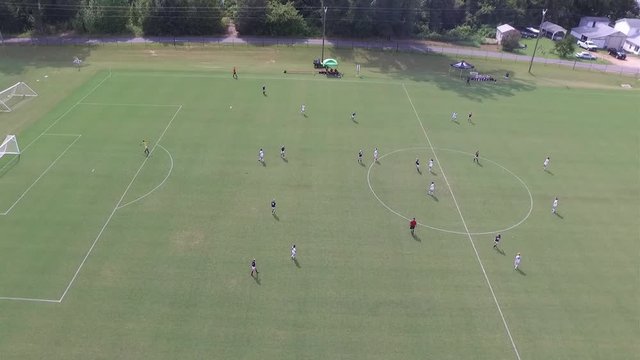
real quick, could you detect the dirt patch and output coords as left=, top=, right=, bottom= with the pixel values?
left=173, top=229, right=205, bottom=252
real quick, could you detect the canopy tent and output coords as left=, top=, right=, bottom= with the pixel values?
left=322, top=58, right=339, bottom=68
left=449, top=60, right=475, bottom=78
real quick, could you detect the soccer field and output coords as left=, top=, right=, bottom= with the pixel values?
left=0, top=46, right=638, bottom=359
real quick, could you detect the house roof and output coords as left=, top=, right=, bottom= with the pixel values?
left=626, top=34, right=640, bottom=46
left=541, top=21, right=567, bottom=34
left=496, top=24, right=516, bottom=33
left=615, top=18, right=640, bottom=28
left=580, top=16, right=610, bottom=23
left=571, top=24, right=625, bottom=39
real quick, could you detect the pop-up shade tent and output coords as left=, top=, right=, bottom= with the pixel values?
left=322, top=58, right=339, bottom=68
left=449, top=60, right=475, bottom=78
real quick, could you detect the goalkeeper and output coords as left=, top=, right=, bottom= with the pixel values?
left=142, top=140, right=150, bottom=157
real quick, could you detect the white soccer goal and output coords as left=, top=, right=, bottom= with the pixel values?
left=0, top=82, right=38, bottom=112
left=0, top=135, right=20, bottom=159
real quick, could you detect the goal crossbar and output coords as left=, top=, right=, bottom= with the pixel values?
left=0, top=82, right=38, bottom=112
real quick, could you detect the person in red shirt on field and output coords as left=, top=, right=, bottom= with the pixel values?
left=409, top=217, right=417, bottom=236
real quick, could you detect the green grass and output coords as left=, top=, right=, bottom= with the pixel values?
left=0, top=45, right=638, bottom=360
left=510, top=38, right=611, bottom=64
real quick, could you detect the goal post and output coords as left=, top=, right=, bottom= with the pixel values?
left=0, top=82, right=38, bottom=112
left=0, top=135, right=20, bottom=159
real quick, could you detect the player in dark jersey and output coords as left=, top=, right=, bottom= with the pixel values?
left=468, top=112, right=473, bottom=124
left=271, top=199, right=276, bottom=214
left=262, top=85, right=266, bottom=96
left=415, top=158, right=420, bottom=173
left=358, top=149, right=363, bottom=164
left=493, top=234, right=501, bottom=249
left=351, top=112, right=357, bottom=122
left=250, top=259, right=258, bottom=277
left=233, top=66, right=238, bottom=79
left=409, top=217, right=417, bottom=236
left=280, top=145, right=286, bottom=159
left=473, top=150, right=479, bottom=164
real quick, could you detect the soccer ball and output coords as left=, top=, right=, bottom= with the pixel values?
left=229, top=106, right=233, bottom=109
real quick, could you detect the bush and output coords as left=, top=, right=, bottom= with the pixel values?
left=501, top=31, right=521, bottom=51
left=265, top=1, right=307, bottom=36
left=554, top=35, right=577, bottom=58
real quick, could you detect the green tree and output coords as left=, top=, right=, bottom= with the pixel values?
left=554, top=35, right=576, bottom=58
left=265, top=1, right=308, bottom=36
left=235, top=0, right=267, bottom=35
left=500, top=30, right=520, bottom=51
left=75, top=0, right=129, bottom=34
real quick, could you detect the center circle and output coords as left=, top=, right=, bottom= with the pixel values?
left=367, top=147, right=533, bottom=235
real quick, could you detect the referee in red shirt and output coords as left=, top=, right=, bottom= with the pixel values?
left=409, top=217, right=417, bottom=236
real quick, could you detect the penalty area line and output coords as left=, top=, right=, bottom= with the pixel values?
left=0, top=296, right=60, bottom=303
left=57, top=105, right=182, bottom=302
left=0, top=135, right=82, bottom=216
left=402, top=84, right=522, bottom=360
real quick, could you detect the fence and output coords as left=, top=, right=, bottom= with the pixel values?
left=2, top=35, right=639, bottom=78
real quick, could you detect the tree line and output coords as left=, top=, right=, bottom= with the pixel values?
left=0, top=0, right=638, bottom=39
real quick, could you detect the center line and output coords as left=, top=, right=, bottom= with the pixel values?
left=402, top=84, right=522, bottom=360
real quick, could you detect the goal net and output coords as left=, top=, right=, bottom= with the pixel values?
left=0, top=82, right=38, bottom=112
left=0, top=135, right=20, bottom=159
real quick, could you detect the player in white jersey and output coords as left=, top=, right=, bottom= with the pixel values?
left=373, top=147, right=379, bottom=162
left=552, top=197, right=558, bottom=214
left=258, top=148, right=265, bottom=164
left=428, top=181, right=435, bottom=196
left=451, top=112, right=457, bottom=122
left=301, top=104, right=306, bottom=115
left=543, top=157, right=550, bottom=170
left=291, top=245, right=297, bottom=260
left=428, top=159, right=434, bottom=173
left=514, top=253, right=521, bottom=270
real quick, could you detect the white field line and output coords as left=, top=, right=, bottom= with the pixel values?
left=0, top=73, right=110, bottom=176
left=58, top=105, right=182, bottom=302
left=402, top=84, right=522, bottom=360
left=79, top=102, right=181, bottom=108
left=110, top=70, right=395, bottom=86
left=0, top=135, right=81, bottom=216
left=43, top=133, right=83, bottom=137
left=0, top=296, right=60, bottom=303
left=116, top=144, right=174, bottom=210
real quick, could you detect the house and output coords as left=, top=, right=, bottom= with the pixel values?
left=540, top=21, right=567, bottom=40
left=614, top=18, right=640, bottom=54
left=496, top=24, right=518, bottom=44
left=571, top=16, right=626, bottom=49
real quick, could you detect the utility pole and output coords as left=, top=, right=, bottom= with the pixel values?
left=528, top=8, right=548, bottom=73
left=321, top=1, right=328, bottom=62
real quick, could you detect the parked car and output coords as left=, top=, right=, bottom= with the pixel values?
left=575, top=51, right=597, bottom=60
left=607, top=48, right=627, bottom=60
left=518, top=28, right=537, bottom=38
left=577, top=40, right=598, bottom=51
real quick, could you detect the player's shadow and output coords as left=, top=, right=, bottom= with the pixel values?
left=475, top=161, right=483, bottom=167
left=544, top=169, right=554, bottom=175
left=302, top=113, right=308, bottom=118
left=253, top=275, right=261, bottom=285
left=352, top=119, right=359, bottom=124
left=453, top=120, right=460, bottom=125
left=554, top=212, right=564, bottom=219
left=494, top=247, right=505, bottom=255
left=293, top=259, right=301, bottom=268
left=375, top=160, right=380, bottom=165
left=281, top=157, right=288, bottom=163
left=430, top=194, right=439, bottom=202
left=272, top=213, right=280, bottom=221
left=261, top=161, right=267, bottom=167
left=516, top=268, right=527, bottom=276
left=468, top=120, right=475, bottom=126
left=429, top=171, right=438, bottom=176
left=359, top=162, right=366, bottom=167
left=411, top=233, right=421, bottom=242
